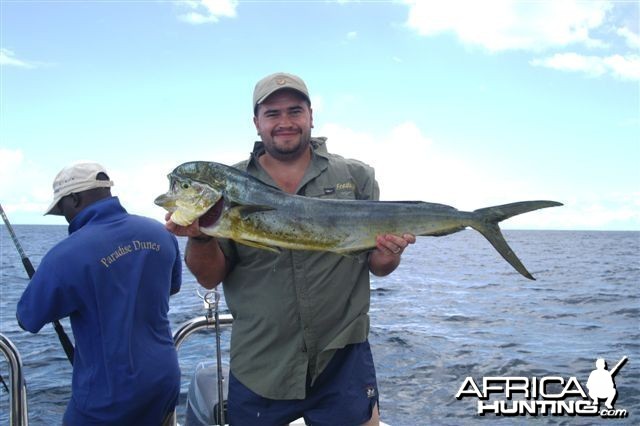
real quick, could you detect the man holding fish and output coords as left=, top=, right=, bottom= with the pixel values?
left=165, top=72, right=415, bottom=425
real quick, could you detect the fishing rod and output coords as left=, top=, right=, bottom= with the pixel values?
left=0, top=373, right=8, bottom=394
left=0, top=203, right=75, bottom=365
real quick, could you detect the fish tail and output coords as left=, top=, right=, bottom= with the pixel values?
left=470, top=201, right=563, bottom=280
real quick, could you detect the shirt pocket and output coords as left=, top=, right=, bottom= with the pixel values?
left=304, top=180, right=358, bottom=200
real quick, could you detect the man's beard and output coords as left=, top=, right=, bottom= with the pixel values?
left=265, top=130, right=311, bottom=161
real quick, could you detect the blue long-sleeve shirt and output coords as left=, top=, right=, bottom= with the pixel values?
left=17, top=196, right=182, bottom=425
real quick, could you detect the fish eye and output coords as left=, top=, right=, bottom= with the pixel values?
left=181, top=182, right=190, bottom=189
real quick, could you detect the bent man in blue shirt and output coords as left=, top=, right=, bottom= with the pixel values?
left=17, top=162, right=182, bottom=425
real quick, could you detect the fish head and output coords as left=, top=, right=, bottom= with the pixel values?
left=154, top=162, right=227, bottom=227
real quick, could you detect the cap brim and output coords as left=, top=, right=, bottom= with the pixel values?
left=44, top=196, right=64, bottom=216
left=255, top=88, right=310, bottom=109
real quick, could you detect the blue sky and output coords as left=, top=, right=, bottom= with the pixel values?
left=1, top=0, right=638, bottom=230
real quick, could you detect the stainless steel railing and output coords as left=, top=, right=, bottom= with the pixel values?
left=171, top=290, right=233, bottom=426
left=173, top=313, right=233, bottom=350
left=0, top=333, right=29, bottom=426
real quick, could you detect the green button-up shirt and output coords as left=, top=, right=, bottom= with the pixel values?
left=218, top=137, right=379, bottom=400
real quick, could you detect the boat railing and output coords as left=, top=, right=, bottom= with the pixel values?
left=0, top=333, right=29, bottom=426
left=172, top=290, right=233, bottom=426
left=173, top=313, right=234, bottom=350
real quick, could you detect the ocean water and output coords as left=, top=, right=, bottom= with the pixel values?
left=1, top=225, right=639, bottom=425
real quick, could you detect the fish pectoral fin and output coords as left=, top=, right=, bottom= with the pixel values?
left=236, top=204, right=276, bottom=219
left=235, top=238, right=281, bottom=253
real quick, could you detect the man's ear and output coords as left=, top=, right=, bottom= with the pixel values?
left=71, top=193, right=82, bottom=209
left=253, top=116, right=260, bottom=135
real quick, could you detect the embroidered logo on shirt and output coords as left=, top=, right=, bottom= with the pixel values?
left=336, top=182, right=355, bottom=191
left=366, top=385, right=377, bottom=399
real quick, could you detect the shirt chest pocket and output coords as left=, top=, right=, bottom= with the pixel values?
left=304, top=179, right=358, bottom=200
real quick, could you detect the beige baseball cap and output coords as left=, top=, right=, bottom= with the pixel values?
left=45, top=162, right=113, bottom=215
left=252, top=72, right=310, bottom=111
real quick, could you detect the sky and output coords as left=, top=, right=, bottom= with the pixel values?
left=0, top=0, right=638, bottom=230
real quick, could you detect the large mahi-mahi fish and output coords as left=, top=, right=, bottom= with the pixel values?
left=154, top=161, right=562, bottom=280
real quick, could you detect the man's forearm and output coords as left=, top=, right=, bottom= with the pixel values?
left=185, top=237, right=228, bottom=289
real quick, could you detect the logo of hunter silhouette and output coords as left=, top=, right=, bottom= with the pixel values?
left=587, top=357, right=626, bottom=410
left=455, top=356, right=628, bottom=418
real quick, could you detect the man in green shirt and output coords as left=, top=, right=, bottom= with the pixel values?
left=166, top=72, right=415, bottom=425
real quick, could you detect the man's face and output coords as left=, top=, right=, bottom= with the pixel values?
left=57, top=193, right=78, bottom=224
left=253, top=89, right=313, bottom=161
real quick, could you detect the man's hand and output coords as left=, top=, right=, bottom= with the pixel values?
left=164, top=213, right=202, bottom=238
left=368, top=233, right=416, bottom=277
left=374, top=233, right=416, bottom=257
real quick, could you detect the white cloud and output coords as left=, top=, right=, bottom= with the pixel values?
left=530, top=52, right=640, bottom=81
left=617, top=27, right=640, bottom=50
left=402, top=1, right=639, bottom=82
left=0, top=148, right=25, bottom=194
left=179, top=12, right=218, bottom=24
left=201, top=0, right=237, bottom=17
left=0, top=48, right=35, bottom=68
left=604, top=54, right=640, bottom=80
left=111, top=161, right=180, bottom=222
left=402, top=0, right=611, bottom=52
left=521, top=192, right=640, bottom=230
left=0, top=148, right=53, bottom=216
left=176, top=0, right=238, bottom=24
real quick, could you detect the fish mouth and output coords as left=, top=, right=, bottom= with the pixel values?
left=154, top=193, right=171, bottom=208
left=199, top=198, right=224, bottom=228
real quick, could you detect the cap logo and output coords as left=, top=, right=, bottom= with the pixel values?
left=276, top=78, right=287, bottom=86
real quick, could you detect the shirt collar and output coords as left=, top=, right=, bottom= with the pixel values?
left=68, top=196, right=127, bottom=234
